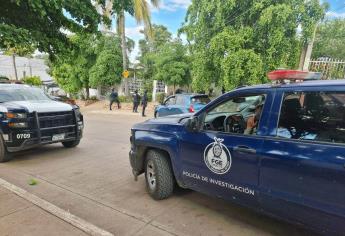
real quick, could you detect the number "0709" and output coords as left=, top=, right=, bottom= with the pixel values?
left=16, top=134, right=31, bottom=139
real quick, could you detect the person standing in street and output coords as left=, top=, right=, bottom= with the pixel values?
left=132, top=90, right=140, bottom=113
left=141, top=90, right=148, bottom=117
left=109, top=88, right=120, bottom=110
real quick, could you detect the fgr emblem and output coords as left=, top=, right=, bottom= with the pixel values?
left=204, top=137, right=232, bottom=174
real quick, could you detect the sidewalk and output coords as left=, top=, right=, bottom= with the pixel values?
left=0, top=186, right=86, bottom=236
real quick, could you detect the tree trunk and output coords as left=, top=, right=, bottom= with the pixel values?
left=120, top=10, right=129, bottom=96
left=85, top=84, right=90, bottom=100
left=12, top=54, right=18, bottom=81
left=102, top=0, right=113, bottom=31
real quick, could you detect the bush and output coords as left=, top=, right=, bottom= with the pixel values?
left=156, top=92, right=166, bottom=104
left=118, top=95, right=132, bottom=103
left=146, top=92, right=153, bottom=102
left=79, top=93, right=86, bottom=100
left=23, top=76, right=42, bottom=86
left=89, top=96, right=98, bottom=101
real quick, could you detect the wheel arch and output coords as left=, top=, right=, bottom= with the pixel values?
left=132, top=130, right=184, bottom=186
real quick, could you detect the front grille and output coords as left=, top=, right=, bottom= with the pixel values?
left=38, top=111, right=74, bottom=128
left=37, top=111, right=77, bottom=138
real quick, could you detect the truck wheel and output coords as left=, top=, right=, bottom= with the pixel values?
left=145, top=150, right=174, bottom=200
left=62, top=140, right=80, bottom=148
left=0, top=137, right=11, bottom=163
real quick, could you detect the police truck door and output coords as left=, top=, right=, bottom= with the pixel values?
left=179, top=91, right=273, bottom=207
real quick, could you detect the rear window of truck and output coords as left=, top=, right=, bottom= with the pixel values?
left=277, top=91, right=345, bottom=144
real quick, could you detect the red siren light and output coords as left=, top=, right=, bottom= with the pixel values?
left=268, top=70, right=322, bottom=82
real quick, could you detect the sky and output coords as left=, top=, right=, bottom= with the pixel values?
left=124, top=0, right=191, bottom=62
left=124, top=0, right=345, bottom=63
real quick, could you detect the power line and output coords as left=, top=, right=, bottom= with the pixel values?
left=225, top=7, right=252, bottom=26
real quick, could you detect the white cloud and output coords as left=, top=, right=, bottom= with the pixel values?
left=125, top=26, right=145, bottom=38
left=326, top=11, right=345, bottom=18
left=125, top=26, right=145, bottom=63
left=153, top=0, right=191, bottom=12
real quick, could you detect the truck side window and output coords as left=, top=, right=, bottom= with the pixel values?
left=175, top=96, right=185, bottom=105
left=165, top=96, right=176, bottom=105
left=277, top=92, right=345, bottom=144
left=204, top=94, right=266, bottom=135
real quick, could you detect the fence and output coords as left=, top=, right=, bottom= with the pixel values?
left=128, top=78, right=142, bottom=93
left=309, top=58, right=345, bottom=80
left=152, top=80, right=167, bottom=102
left=127, top=78, right=167, bottom=101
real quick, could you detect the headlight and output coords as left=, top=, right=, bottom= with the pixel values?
left=8, top=122, right=28, bottom=128
left=6, top=113, right=27, bottom=119
left=74, top=109, right=82, bottom=121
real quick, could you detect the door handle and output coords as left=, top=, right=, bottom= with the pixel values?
left=233, top=146, right=257, bottom=154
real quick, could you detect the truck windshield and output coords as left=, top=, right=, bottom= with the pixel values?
left=0, top=88, right=51, bottom=103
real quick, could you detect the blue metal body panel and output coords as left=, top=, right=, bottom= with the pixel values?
left=130, top=80, right=345, bottom=233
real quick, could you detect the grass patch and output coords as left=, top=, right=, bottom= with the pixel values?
left=28, top=179, right=38, bottom=186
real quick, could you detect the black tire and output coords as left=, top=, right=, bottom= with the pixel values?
left=145, top=149, right=174, bottom=200
left=62, top=139, right=80, bottom=148
left=0, top=137, right=11, bottom=163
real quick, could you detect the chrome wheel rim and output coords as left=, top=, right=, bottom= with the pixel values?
left=146, top=160, right=156, bottom=190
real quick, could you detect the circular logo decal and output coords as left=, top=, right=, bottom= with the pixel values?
left=204, top=137, right=232, bottom=175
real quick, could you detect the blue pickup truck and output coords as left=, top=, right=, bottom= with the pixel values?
left=129, top=70, right=345, bottom=233
left=0, top=84, right=84, bottom=162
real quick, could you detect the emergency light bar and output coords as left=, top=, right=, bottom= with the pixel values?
left=268, top=70, right=322, bottom=82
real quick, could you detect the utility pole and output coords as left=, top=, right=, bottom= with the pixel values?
left=120, top=10, right=129, bottom=96
left=299, top=25, right=318, bottom=71
left=12, top=53, right=18, bottom=81
left=23, top=63, right=27, bottom=78
left=29, top=59, right=32, bottom=77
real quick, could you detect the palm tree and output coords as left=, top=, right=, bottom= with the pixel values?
left=117, top=0, right=160, bottom=95
left=98, top=0, right=159, bottom=95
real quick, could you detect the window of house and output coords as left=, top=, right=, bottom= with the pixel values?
left=277, top=91, right=345, bottom=144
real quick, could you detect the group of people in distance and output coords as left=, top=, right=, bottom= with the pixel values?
left=109, top=88, right=148, bottom=117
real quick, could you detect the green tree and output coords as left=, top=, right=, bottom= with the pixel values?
left=0, top=0, right=105, bottom=55
left=154, top=40, right=191, bottom=92
left=181, top=0, right=326, bottom=91
left=89, top=36, right=123, bottom=87
left=312, top=19, right=345, bottom=60
left=138, top=25, right=172, bottom=82
left=51, top=33, right=123, bottom=98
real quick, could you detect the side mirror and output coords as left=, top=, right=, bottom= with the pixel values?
left=186, top=116, right=199, bottom=132
left=233, top=97, right=246, bottom=103
left=248, top=105, right=256, bottom=111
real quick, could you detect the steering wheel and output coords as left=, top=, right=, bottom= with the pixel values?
left=224, top=114, right=246, bottom=134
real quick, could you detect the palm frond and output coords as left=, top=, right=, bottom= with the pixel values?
left=150, top=0, right=160, bottom=8
left=133, top=0, right=153, bottom=37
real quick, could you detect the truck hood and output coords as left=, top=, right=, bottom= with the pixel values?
left=145, top=113, right=192, bottom=125
left=0, top=100, right=73, bottom=113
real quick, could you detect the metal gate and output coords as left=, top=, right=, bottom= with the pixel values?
left=309, top=58, right=345, bottom=80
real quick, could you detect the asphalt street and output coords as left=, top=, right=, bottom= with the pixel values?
left=0, top=111, right=313, bottom=236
